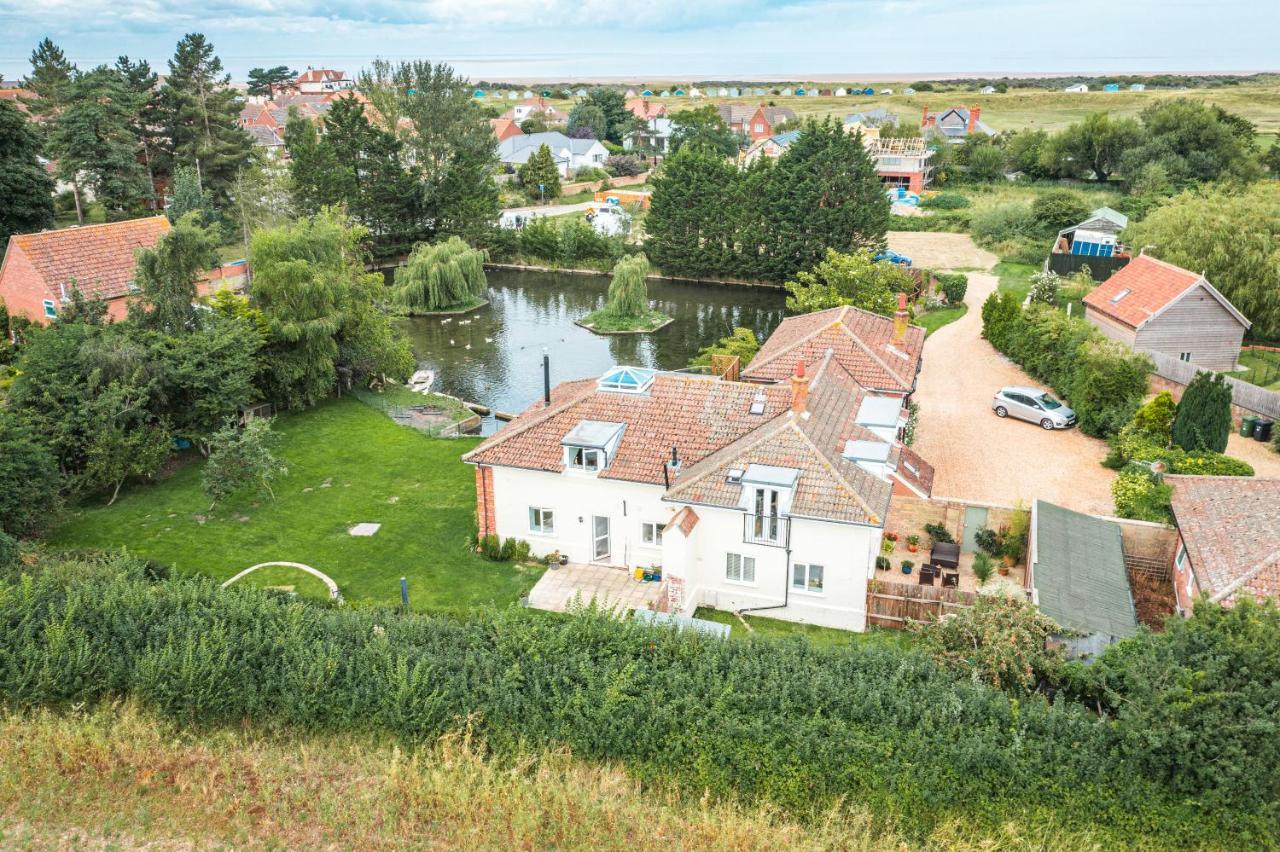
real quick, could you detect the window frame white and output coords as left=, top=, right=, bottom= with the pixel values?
left=568, top=446, right=601, bottom=472
left=641, top=522, right=665, bottom=546
left=792, top=562, right=825, bottom=595
left=528, top=506, right=555, bottom=535
left=725, top=552, right=756, bottom=585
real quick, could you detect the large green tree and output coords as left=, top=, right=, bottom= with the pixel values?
left=567, top=102, right=608, bottom=141
left=0, top=100, right=55, bottom=242
left=667, top=105, right=740, bottom=157
left=249, top=210, right=412, bottom=408
left=576, top=88, right=634, bottom=144
left=129, top=213, right=218, bottom=332
left=1124, top=182, right=1280, bottom=339
left=21, top=38, right=75, bottom=120
left=246, top=66, right=296, bottom=97
left=1171, top=370, right=1233, bottom=453
left=0, top=411, right=62, bottom=538
left=50, top=66, right=153, bottom=219
left=645, top=144, right=742, bottom=279
left=785, top=249, right=913, bottom=315
left=159, top=33, right=253, bottom=205
left=1119, top=100, right=1262, bottom=186
left=358, top=60, right=498, bottom=243
left=1048, top=112, right=1142, bottom=181
left=114, top=56, right=164, bottom=208
left=517, top=144, right=561, bottom=201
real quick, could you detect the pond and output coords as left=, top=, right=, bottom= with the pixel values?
left=397, top=269, right=788, bottom=434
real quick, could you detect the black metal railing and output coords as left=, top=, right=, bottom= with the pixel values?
left=743, top=513, right=790, bottom=548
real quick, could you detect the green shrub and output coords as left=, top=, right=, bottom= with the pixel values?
left=1111, top=469, right=1173, bottom=523
left=921, top=192, right=970, bottom=209
left=0, top=556, right=1275, bottom=843
left=1031, top=190, right=1091, bottom=235
left=478, top=533, right=502, bottom=560
left=0, top=531, right=17, bottom=571
left=969, top=201, right=1038, bottom=245
left=973, top=527, right=1003, bottom=557
left=934, top=272, right=968, bottom=305
left=923, top=522, right=954, bottom=544
left=1171, top=371, right=1233, bottom=453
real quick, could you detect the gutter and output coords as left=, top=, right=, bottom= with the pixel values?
left=738, top=518, right=793, bottom=617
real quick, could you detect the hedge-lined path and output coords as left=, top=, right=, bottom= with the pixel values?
left=910, top=260, right=1117, bottom=516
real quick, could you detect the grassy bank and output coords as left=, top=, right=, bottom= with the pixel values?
left=0, top=703, right=1112, bottom=851
left=47, top=398, right=539, bottom=611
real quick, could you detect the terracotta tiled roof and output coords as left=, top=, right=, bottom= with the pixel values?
left=7, top=217, right=170, bottom=301
left=489, top=118, right=523, bottom=141
left=664, top=363, right=892, bottom=525
left=742, top=305, right=925, bottom=393
left=670, top=506, right=700, bottom=536
left=462, top=374, right=793, bottom=486
left=891, top=444, right=935, bottom=497
left=1168, top=476, right=1280, bottom=606
left=625, top=98, right=666, bottom=120
left=1083, top=254, right=1248, bottom=331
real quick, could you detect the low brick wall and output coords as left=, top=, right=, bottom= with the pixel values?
left=560, top=172, right=650, bottom=196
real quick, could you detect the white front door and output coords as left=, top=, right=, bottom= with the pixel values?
left=592, top=515, right=611, bottom=562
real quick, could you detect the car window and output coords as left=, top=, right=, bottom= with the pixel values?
left=1006, top=393, right=1030, bottom=406
left=1038, top=394, right=1063, bottom=410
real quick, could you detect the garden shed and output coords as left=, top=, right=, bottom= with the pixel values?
left=1028, top=501, right=1138, bottom=660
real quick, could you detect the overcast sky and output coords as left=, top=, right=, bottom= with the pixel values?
left=1, top=0, right=1276, bottom=82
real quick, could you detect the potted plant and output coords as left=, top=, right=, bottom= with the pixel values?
left=546, top=550, right=562, bottom=569
left=972, top=552, right=994, bottom=586
left=906, top=534, right=920, bottom=553
left=881, top=538, right=895, bottom=555
left=559, top=553, right=569, bottom=566
left=900, top=559, right=914, bottom=575
left=924, top=522, right=954, bottom=544
left=875, top=555, right=891, bottom=571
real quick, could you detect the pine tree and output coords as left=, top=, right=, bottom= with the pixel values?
left=392, top=238, right=488, bottom=312
left=159, top=34, right=253, bottom=205
left=166, top=165, right=217, bottom=226
left=114, top=56, right=164, bottom=208
left=0, top=100, right=55, bottom=242
left=246, top=66, right=296, bottom=98
left=646, top=144, right=739, bottom=278
left=50, top=66, right=153, bottom=219
left=1171, top=371, right=1233, bottom=453
left=22, top=38, right=75, bottom=119
left=518, top=144, right=561, bottom=201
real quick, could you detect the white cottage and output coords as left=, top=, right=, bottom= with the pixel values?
left=464, top=306, right=937, bottom=632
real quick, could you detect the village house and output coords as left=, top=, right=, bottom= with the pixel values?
left=920, top=105, right=996, bottom=143
left=624, top=117, right=673, bottom=153
left=496, top=131, right=609, bottom=178
left=1082, top=253, right=1250, bottom=373
left=1064, top=83, right=1089, bottom=93
left=463, top=301, right=935, bottom=631
left=0, top=217, right=245, bottom=325
left=717, top=103, right=796, bottom=141
left=625, top=98, right=667, bottom=122
left=489, top=117, right=524, bottom=142
left=501, top=98, right=569, bottom=125
left=1167, top=476, right=1280, bottom=615
left=750, top=120, right=932, bottom=192
left=295, top=68, right=354, bottom=95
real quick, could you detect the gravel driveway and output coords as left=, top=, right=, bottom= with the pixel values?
left=910, top=262, right=1118, bottom=516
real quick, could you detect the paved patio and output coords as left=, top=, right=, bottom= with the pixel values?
left=875, top=547, right=1026, bottom=594
left=526, top=563, right=663, bottom=613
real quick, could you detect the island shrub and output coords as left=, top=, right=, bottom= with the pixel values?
left=392, top=238, right=488, bottom=314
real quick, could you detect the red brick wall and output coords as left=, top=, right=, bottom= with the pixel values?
left=0, top=244, right=56, bottom=324
left=474, top=465, right=496, bottom=538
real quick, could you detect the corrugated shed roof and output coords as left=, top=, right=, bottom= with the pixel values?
left=1033, top=500, right=1138, bottom=639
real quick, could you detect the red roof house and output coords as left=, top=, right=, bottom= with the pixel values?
left=0, top=217, right=237, bottom=325
left=1082, top=254, right=1250, bottom=372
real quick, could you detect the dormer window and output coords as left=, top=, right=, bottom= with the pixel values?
left=561, top=419, right=625, bottom=474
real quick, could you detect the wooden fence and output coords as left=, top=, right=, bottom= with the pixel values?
left=1145, top=350, right=1280, bottom=422
left=866, top=579, right=977, bottom=629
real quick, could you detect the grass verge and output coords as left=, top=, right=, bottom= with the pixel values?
left=916, top=304, right=969, bottom=336
left=692, top=607, right=920, bottom=650
left=47, top=398, right=540, bottom=611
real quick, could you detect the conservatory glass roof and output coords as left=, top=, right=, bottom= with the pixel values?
left=597, top=366, right=656, bottom=394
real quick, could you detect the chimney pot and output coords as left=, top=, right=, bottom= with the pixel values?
left=790, top=362, right=809, bottom=414
left=893, top=294, right=909, bottom=343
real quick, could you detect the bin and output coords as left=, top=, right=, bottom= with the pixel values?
left=1240, top=415, right=1258, bottom=437
left=1254, top=419, right=1274, bottom=443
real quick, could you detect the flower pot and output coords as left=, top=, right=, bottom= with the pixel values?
left=559, top=554, right=569, bottom=566
left=908, top=544, right=918, bottom=553
left=901, top=565, right=913, bottom=575
left=998, top=566, right=1010, bottom=576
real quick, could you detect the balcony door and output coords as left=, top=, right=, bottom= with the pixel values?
left=752, top=487, right=780, bottom=543
left=592, top=515, right=611, bottom=562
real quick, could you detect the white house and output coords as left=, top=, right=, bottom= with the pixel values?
left=497, top=131, right=608, bottom=178
left=624, top=117, right=674, bottom=153
left=295, top=68, right=353, bottom=94
left=463, top=306, right=936, bottom=633
left=1065, top=83, right=1089, bottom=93
left=979, top=85, right=997, bottom=94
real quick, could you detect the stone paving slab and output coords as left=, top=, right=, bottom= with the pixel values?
left=527, top=563, right=661, bottom=613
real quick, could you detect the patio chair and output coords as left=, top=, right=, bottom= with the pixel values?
left=918, top=565, right=937, bottom=586
left=941, top=571, right=959, bottom=588
left=930, top=541, right=960, bottom=569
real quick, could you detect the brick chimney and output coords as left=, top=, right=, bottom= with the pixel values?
left=790, top=361, right=808, bottom=415
left=893, top=293, right=909, bottom=343
left=921, top=104, right=930, bottom=128
left=968, top=106, right=981, bottom=133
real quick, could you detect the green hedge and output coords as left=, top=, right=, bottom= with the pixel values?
left=0, top=555, right=1274, bottom=846
left=982, top=296, right=1151, bottom=437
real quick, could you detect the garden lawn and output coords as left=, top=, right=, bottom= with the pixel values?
left=48, top=398, right=541, bottom=612
left=1235, top=348, right=1280, bottom=391
left=916, top=305, right=968, bottom=337
left=692, top=607, right=919, bottom=650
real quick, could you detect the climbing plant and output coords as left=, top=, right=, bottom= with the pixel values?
left=392, top=237, right=488, bottom=313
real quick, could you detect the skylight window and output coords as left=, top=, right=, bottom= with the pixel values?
left=597, top=366, right=655, bottom=394
left=1110, top=288, right=1131, bottom=304
left=748, top=392, right=767, bottom=415
left=726, top=468, right=745, bottom=483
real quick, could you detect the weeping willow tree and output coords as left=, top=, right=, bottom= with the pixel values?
left=392, top=237, right=488, bottom=313
left=581, top=253, right=669, bottom=333
left=602, top=253, right=650, bottom=318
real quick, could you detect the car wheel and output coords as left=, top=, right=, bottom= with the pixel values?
left=1040, top=418, right=1055, bottom=430
left=995, top=406, right=1008, bottom=418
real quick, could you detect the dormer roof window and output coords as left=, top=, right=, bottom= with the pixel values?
left=597, top=366, right=655, bottom=394
left=561, top=420, right=626, bottom=473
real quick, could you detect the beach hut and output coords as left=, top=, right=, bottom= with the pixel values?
left=728, top=87, right=740, bottom=97
left=903, top=87, right=916, bottom=96
left=473, top=89, right=485, bottom=98
left=835, top=87, right=847, bottom=96
left=674, top=88, right=686, bottom=96
left=780, top=88, right=793, bottom=96
left=1065, top=83, right=1089, bottom=93
left=1130, top=83, right=1146, bottom=91
left=575, top=88, right=587, bottom=97
left=659, top=90, right=670, bottom=98
left=717, top=87, right=729, bottom=96
left=1103, top=83, right=1120, bottom=92
left=539, top=90, right=551, bottom=98
left=879, top=88, right=893, bottom=95
left=625, top=89, right=637, bottom=97
left=862, top=87, right=875, bottom=96
left=979, top=85, right=996, bottom=94
left=755, top=88, right=767, bottom=96
left=524, top=90, right=536, bottom=98
left=507, top=91, right=519, bottom=100
left=641, top=89, right=653, bottom=97
left=689, top=87, right=702, bottom=97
